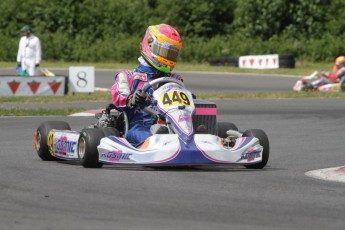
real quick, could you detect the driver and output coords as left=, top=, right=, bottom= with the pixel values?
left=311, top=56, right=345, bottom=89
left=333, top=56, right=345, bottom=72
left=111, top=24, right=183, bottom=145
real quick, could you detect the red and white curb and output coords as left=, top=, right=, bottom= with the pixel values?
left=305, top=166, right=345, bottom=183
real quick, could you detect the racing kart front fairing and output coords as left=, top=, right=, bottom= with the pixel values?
left=98, top=134, right=262, bottom=166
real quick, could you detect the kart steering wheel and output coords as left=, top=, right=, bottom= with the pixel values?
left=142, top=77, right=185, bottom=93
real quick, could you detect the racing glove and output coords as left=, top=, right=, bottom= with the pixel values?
left=17, top=62, right=21, bottom=67
left=126, top=90, right=146, bottom=108
left=171, top=73, right=183, bottom=82
left=35, top=63, right=40, bottom=68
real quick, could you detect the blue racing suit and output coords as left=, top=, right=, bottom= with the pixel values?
left=111, top=57, right=183, bottom=145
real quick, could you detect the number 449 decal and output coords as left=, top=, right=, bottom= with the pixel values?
left=160, top=90, right=191, bottom=106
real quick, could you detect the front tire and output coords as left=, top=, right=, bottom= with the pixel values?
left=242, top=129, right=269, bottom=169
left=101, top=127, right=121, bottom=137
left=217, top=122, right=238, bottom=138
left=35, top=121, right=71, bottom=161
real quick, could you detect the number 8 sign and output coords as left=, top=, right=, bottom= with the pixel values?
left=69, top=66, right=95, bottom=93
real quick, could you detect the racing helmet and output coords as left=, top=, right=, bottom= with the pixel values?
left=140, top=24, right=182, bottom=74
left=333, top=56, right=345, bottom=72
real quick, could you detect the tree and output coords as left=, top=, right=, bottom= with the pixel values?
left=233, top=0, right=329, bottom=40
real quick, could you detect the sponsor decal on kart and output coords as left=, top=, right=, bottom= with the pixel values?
left=98, top=135, right=182, bottom=164
left=53, top=136, right=77, bottom=156
left=178, top=114, right=190, bottom=122
left=240, top=149, right=261, bottom=162
left=48, top=130, right=79, bottom=159
left=100, top=149, right=132, bottom=162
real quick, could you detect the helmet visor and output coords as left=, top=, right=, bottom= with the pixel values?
left=152, top=42, right=181, bottom=62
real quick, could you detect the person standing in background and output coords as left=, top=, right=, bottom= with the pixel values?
left=16, top=25, right=41, bottom=76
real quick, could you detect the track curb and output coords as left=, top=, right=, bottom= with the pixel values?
left=305, top=166, right=345, bottom=183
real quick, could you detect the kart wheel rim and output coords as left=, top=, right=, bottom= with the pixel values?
left=78, top=137, right=86, bottom=159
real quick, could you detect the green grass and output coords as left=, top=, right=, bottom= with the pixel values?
left=0, top=91, right=112, bottom=103
left=1, top=90, right=345, bottom=105
left=0, top=91, right=345, bottom=116
left=1, top=90, right=344, bottom=117
left=0, top=108, right=86, bottom=116
left=0, top=60, right=334, bottom=76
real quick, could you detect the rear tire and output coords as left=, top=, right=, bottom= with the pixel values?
left=217, top=122, right=238, bottom=138
left=242, top=129, right=269, bottom=169
left=35, top=121, right=71, bottom=161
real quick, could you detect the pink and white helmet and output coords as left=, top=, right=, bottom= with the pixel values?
left=140, top=24, right=182, bottom=73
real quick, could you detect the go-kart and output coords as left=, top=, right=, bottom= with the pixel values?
left=34, top=77, right=269, bottom=169
left=293, top=70, right=345, bottom=92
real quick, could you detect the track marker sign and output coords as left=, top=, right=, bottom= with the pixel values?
left=69, top=66, right=95, bottom=93
left=0, top=77, right=65, bottom=96
left=239, top=54, right=279, bottom=69
left=28, top=80, right=40, bottom=94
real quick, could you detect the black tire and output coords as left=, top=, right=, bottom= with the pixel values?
left=222, top=57, right=239, bottom=67
left=242, top=129, right=269, bottom=169
left=100, top=127, right=121, bottom=137
left=340, top=77, right=345, bottom=92
left=209, top=56, right=239, bottom=67
left=217, top=122, right=238, bottom=138
left=209, top=57, right=223, bottom=66
left=279, top=54, right=295, bottom=68
left=78, top=128, right=105, bottom=168
left=35, top=121, right=71, bottom=161
left=278, top=54, right=294, bottom=60
left=279, top=59, right=295, bottom=68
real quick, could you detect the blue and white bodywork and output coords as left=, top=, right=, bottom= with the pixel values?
left=34, top=77, right=269, bottom=169
left=98, top=134, right=263, bottom=166
left=97, top=78, right=265, bottom=166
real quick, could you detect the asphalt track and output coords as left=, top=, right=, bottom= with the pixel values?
left=1, top=68, right=345, bottom=230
